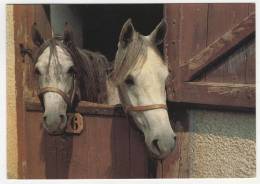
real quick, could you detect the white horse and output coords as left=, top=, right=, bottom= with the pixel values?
left=31, top=19, right=176, bottom=158
left=110, top=19, right=176, bottom=158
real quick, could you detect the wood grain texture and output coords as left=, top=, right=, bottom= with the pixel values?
left=166, top=3, right=255, bottom=109
left=206, top=4, right=249, bottom=83
left=25, top=98, right=125, bottom=117
left=164, top=4, right=181, bottom=100
left=181, top=12, right=255, bottom=82
left=178, top=4, right=208, bottom=65
left=23, top=110, right=149, bottom=178
left=14, top=5, right=52, bottom=178
left=129, top=118, right=149, bottom=178
left=245, top=38, right=255, bottom=84
left=180, top=82, right=255, bottom=108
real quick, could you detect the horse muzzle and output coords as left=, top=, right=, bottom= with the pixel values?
left=43, top=111, right=67, bottom=134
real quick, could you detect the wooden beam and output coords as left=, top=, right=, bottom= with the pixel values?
left=25, top=99, right=125, bottom=117
left=168, top=82, right=255, bottom=108
left=181, top=13, right=255, bottom=81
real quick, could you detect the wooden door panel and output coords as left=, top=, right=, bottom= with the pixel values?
left=206, top=3, right=249, bottom=83
left=23, top=100, right=149, bottom=178
left=165, top=3, right=255, bottom=109
left=245, top=39, right=255, bottom=84
left=13, top=5, right=52, bottom=178
left=178, top=4, right=208, bottom=64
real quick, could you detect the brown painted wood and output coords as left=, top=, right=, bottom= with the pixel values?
left=178, top=4, right=208, bottom=65
left=166, top=3, right=255, bottom=110
left=207, top=4, right=250, bottom=84
left=248, top=3, right=255, bottom=13
left=23, top=109, right=150, bottom=178
left=25, top=98, right=125, bottom=117
left=156, top=160, right=163, bottom=178
left=161, top=120, right=181, bottom=178
left=245, top=38, right=255, bottom=84
left=181, top=12, right=255, bottom=82
left=129, top=118, right=149, bottom=178
left=77, top=101, right=125, bottom=116
left=14, top=5, right=28, bottom=178
left=174, top=109, right=191, bottom=178
left=163, top=3, right=208, bottom=178
left=24, top=98, right=149, bottom=178
left=111, top=117, right=131, bottom=178
left=160, top=107, right=190, bottom=178
left=180, top=82, right=255, bottom=108
left=166, top=3, right=208, bottom=102
left=180, top=3, right=209, bottom=83
left=164, top=4, right=181, bottom=100
left=14, top=5, right=52, bottom=178
left=245, top=4, right=256, bottom=84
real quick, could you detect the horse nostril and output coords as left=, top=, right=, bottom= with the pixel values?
left=43, top=115, right=47, bottom=122
left=59, top=114, right=65, bottom=123
left=173, top=136, right=177, bottom=141
left=152, top=139, right=161, bottom=153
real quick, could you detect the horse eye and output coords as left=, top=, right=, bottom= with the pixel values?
left=67, top=66, right=76, bottom=74
left=34, top=68, right=41, bottom=75
left=125, top=75, right=134, bottom=86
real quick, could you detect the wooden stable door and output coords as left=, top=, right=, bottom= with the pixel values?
left=23, top=101, right=149, bottom=178
left=159, top=3, right=256, bottom=178
left=164, top=3, right=255, bottom=109
left=14, top=5, right=150, bottom=179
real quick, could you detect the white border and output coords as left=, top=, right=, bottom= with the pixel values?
left=1, top=0, right=259, bottom=184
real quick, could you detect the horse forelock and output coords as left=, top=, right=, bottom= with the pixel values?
left=110, top=32, right=148, bottom=85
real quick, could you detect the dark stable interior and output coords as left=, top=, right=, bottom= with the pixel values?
left=71, top=4, right=163, bottom=61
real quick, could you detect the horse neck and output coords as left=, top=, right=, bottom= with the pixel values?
left=106, top=79, right=120, bottom=105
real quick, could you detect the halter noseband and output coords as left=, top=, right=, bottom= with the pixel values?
left=37, top=74, right=78, bottom=110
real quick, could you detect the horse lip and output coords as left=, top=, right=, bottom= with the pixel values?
left=147, top=142, right=161, bottom=158
left=46, top=129, right=64, bottom=135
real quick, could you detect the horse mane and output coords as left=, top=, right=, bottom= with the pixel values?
left=76, top=48, right=109, bottom=103
left=110, top=32, right=147, bottom=85
left=35, top=36, right=109, bottom=104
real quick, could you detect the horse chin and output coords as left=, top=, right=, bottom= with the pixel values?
left=146, top=142, right=171, bottom=160
left=149, top=148, right=171, bottom=160
left=42, top=113, right=68, bottom=135
left=46, top=129, right=65, bottom=135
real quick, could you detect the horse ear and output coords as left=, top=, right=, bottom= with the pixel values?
left=31, top=22, right=44, bottom=47
left=149, top=19, right=167, bottom=45
left=64, top=22, right=74, bottom=44
left=119, top=18, right=135, bottom=48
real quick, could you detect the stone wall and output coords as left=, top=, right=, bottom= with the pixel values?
left=188, top=109, right=255, bottom=177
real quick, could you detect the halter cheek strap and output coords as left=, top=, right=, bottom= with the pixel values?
left=37, top=76, right=78, bottom=110
left=124, top=104, right=167, bottom=113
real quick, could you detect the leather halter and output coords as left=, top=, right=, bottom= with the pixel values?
left=37, top=74, right=78, bottom=111
left=38, top=87, right=71, bottom=105
left=124, top=104, right=167, bottom=113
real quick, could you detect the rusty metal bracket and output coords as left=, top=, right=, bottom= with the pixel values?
left=19, top=43, right=33, bottom=62
left=65, top=113, right=84, bottom=134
